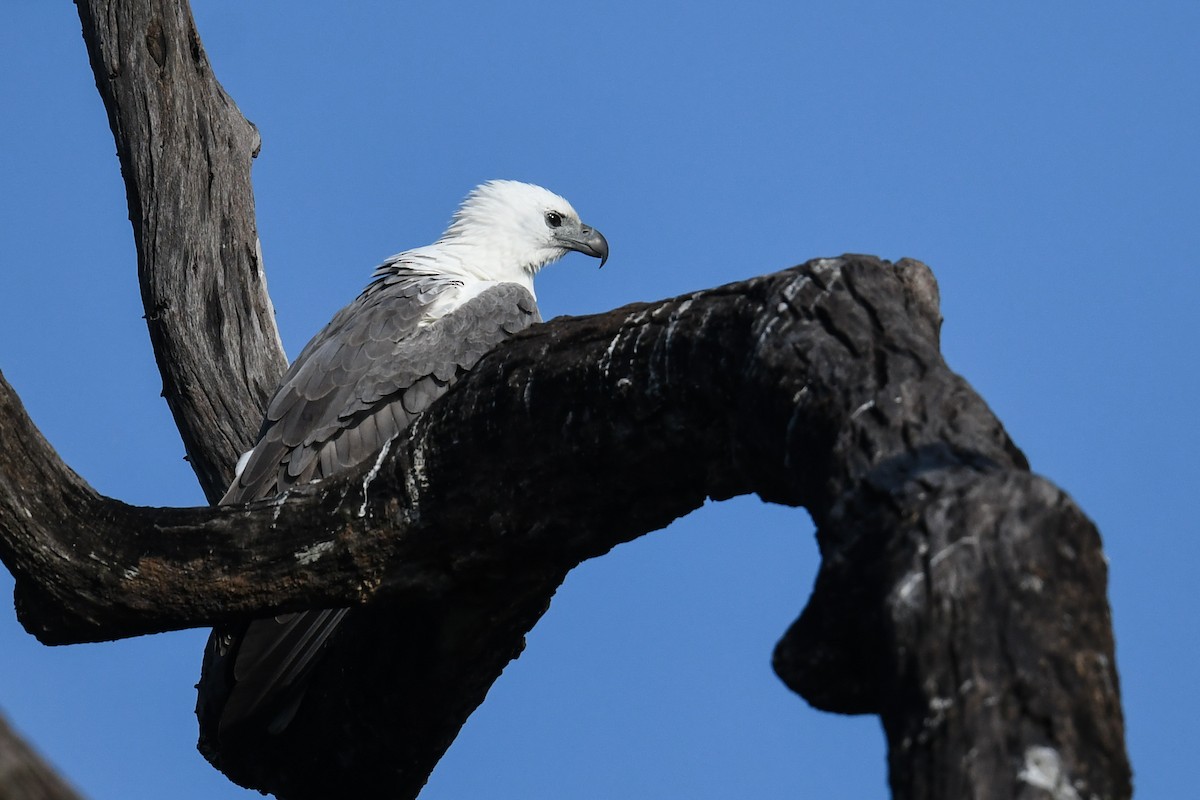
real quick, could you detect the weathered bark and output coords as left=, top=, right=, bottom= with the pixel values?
left=75, top=0, right=288, bottom=502
left=0, top=712, right=84, bottom=800
left=0, top=1, right=1130, bottom=799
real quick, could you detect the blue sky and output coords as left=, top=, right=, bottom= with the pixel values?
left=1, top=2, right=1197, bottom=797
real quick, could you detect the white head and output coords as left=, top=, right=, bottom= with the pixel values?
left=436, top=180, right=608, bottom=280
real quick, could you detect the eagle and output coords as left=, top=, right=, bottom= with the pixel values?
left=197, top=180, right=608, bottom=745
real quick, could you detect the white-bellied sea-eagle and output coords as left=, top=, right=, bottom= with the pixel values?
left=198, top=180, right=608, bottom=743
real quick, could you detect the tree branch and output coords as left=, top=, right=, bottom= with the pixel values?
left=0, top=259, right=921, bottom=643
left=0, top=255, right=1131, bottom=798
left=75, top=0, right=287, bottom=501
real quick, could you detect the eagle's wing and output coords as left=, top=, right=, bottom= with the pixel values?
left=201, top=277, right=540, bottom=736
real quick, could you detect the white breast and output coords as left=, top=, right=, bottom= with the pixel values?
left=418, top=279, right=496, bottom=327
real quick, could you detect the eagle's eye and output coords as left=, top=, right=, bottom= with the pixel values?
left=545, top=211, right=563, bottom=229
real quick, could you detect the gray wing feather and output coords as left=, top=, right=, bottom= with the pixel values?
left=207, top=277, right=540, bottom=735
left=221, top=608, right=350, bottom=736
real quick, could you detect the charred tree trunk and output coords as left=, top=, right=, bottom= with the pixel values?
left=0, top=1, right=1130, bottom=798
left=0, top=255, right=1132, bottom=800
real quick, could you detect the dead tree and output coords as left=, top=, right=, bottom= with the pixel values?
left=0, top=1, right=1130, bottom=798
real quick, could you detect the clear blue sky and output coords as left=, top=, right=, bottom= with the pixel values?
left=2, top=2, right=1197, bottom=798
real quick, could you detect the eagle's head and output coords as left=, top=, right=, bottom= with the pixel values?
left=440, top=180, right=609, bottom=279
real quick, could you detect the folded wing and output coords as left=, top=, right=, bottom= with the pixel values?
left=202, top=276, right=541, bottom=737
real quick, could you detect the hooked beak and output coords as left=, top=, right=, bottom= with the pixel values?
left=558, top=223, right=609, bottom=268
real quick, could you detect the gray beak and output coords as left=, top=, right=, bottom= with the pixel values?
left=560, top=224, right=609, bottom=268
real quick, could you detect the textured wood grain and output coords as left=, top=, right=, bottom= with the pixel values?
left=75, top=0, right=287, bottom=502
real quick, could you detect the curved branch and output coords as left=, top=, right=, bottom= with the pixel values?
left=0, top=255, right=1130, bottom=798
left=1, top=258, right=924, bottom=645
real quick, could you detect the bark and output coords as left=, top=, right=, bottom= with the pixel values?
left=0, top=0, right=1130, bottom=798
left=0, top=713, right=84, bottom=800
left=75, top=0, right=288, bottom=503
